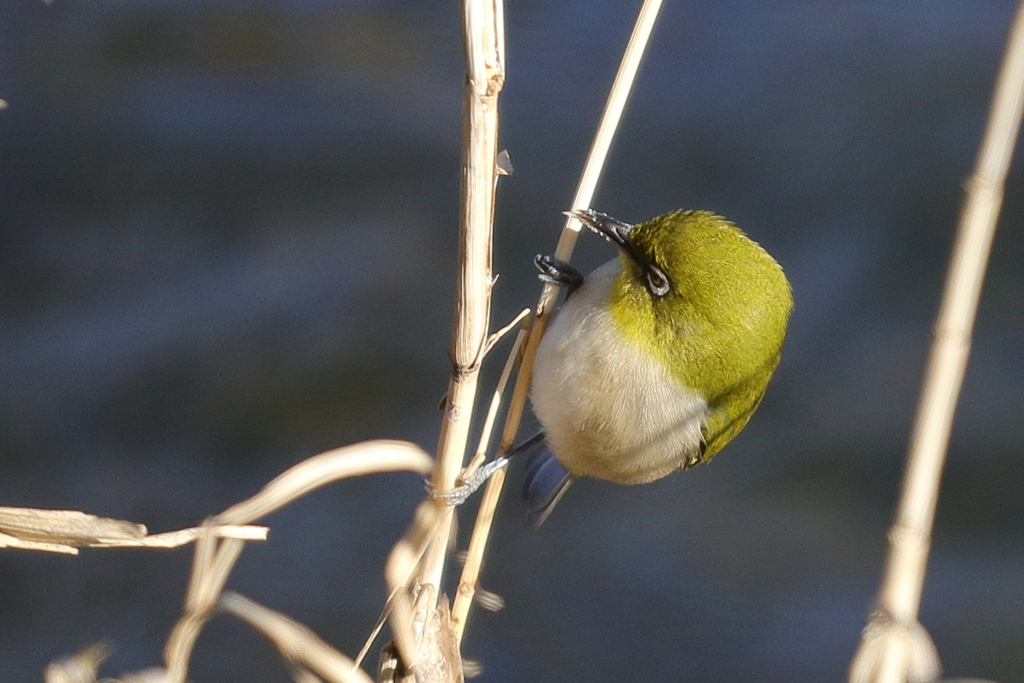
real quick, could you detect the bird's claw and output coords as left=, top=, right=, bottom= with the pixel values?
left=534, top=254, right=583, bottom=294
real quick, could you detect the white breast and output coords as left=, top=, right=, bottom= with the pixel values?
left=530, top=261, right=709, bottom=485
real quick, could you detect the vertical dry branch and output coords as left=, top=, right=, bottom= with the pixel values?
left=384, top=3, right=504, bottom=675
left=848, top=3, right=1024, bottom=682
left=420, top=0, right=505, bottom=626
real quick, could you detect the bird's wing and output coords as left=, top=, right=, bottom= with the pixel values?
left=701, top=349, right=782, bottom=462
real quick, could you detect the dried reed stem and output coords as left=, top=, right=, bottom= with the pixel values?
left=424, top=0, right=504, bottom=573
left=848, top=3, right=1024, bottom=682
left=383, top=0, right=504, bottom=673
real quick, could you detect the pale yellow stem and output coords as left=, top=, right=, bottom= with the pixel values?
left=848, top=3, right=1024, bottom=681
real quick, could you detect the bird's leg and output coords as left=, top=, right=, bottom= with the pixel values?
left=435, top=432, right=547, bottom=506
left=534, top=254, right=584, bottom=297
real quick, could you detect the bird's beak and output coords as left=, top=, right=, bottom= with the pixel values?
left=565, top=209, right=641, bottom=262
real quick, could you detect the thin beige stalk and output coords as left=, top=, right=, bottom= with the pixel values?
left=449, top=328, right=526, bottom=638
left=848, top=3, right=1024, bottom=682
left=464, top=322, right=529, bottom=479
left=450, top=0, right=665, bottom=643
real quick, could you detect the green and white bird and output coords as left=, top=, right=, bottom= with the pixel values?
left=524, top=208, right=793, bottom=527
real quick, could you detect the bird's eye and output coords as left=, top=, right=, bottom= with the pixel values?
left=646, top=266, right=670, bottom=296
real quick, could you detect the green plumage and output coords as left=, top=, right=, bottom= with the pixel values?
left=608, top=210, right=792, bottom=462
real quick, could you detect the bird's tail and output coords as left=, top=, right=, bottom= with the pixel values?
left=522, top=447, right=574, bottom=528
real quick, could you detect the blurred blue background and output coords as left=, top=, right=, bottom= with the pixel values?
left=1, top=1, right=1023, bottom=681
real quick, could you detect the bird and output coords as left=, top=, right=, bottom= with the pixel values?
left=524, top=208, right=793, bottom=527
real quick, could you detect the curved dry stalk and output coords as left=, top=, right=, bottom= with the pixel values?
left=219, top=592, right=376, bottom=683
left=214, top=440, right=433, bottom=526
left=450, top=0, right=666, bottom=643
left=848, top=3, right=1024, bottom=682
left=164, top=533, right=247, bottom=683
left=160, top=440, right=432, bottom=683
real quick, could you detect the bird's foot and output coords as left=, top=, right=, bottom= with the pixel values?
left=534, top=254, right=584, bottom=295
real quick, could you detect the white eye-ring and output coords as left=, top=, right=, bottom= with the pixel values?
left=647, top=266, right=670, bottom=296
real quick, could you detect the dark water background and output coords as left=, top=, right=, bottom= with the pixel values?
left=2, top=1, right=1023, bottom=681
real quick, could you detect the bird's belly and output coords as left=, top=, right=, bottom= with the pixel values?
left=530, top=263, right=709, bottom=485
